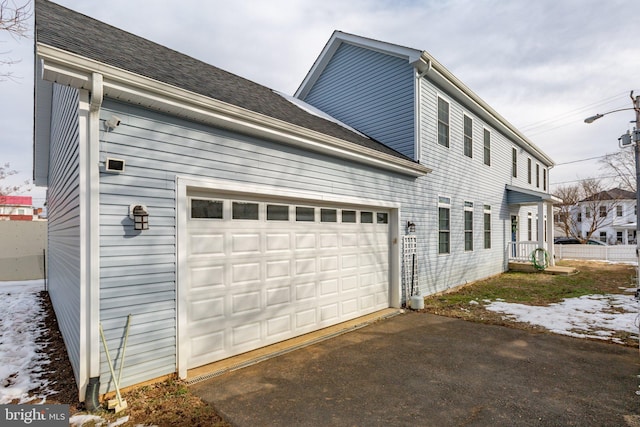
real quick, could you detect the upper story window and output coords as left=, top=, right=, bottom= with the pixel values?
left=543, top=168, right=547, bottom=191
left=535, top=164, right=540, bottom=188
left=437, top=97, right=450, bottom=148
left=483, top=129, right=491, bottom=166
left=617, top=205, right=623, bottom=217
left=463, top=115, right=473, bottom=158
left=527, top=158, right=532, bottom=184
left=599, top=205, right=607, bottom=218
left=512, top=147, right=518, bottom=178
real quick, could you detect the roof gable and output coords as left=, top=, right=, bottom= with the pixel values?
left=35, top=0, right=421, bottom=166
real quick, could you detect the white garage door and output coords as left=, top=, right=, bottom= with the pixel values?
left=184, top=192, right=390, bottom=369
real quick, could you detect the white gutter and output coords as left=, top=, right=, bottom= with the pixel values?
left=37, top=43, right=430, bottom=178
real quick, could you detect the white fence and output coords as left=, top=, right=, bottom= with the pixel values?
left=554, top=244, right=638, bottom=263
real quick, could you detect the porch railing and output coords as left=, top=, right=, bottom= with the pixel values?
left=507, top=241, right=545, bottom=263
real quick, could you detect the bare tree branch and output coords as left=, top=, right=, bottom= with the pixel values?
left=599, top=150, right=636, bottom=192
left=0, top=0, right=31, bottom=81
left=0, top=162, right=31, bottom=195
left=554, top=179, right=625, bottom=243
left=0, top=0, right=30, bottom=34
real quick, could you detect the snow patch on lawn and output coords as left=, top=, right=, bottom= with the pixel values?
left=485, top=294, right=639, bottom=344
left=0, top=280, right=53, bottom=404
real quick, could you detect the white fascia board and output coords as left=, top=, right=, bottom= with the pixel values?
left=420, top=52, right=555, bottom=167
left=37, top=43, right=429, bottom=178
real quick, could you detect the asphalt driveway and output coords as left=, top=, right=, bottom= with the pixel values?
left=191, top=312, right=640, bottom=426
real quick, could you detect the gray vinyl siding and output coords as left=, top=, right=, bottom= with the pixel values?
left=302, top=43, right=415, bottom=159
left=417, top=79, right=548, bottom=292
left=46, top=84, right=82, bottom=385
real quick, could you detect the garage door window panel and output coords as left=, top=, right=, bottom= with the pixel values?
left=342, top=210, right=356, bottom=223
left=321, top=208, right=337, bottom=222
left=267, top=204, right=289, bottom=221
left=191, top=199, right=223, bottom=219
left=361, top=212, right=373, bottom=223
left=233, top=202, right=259, bottom=220
left=296, top=207, right=315, bottom=222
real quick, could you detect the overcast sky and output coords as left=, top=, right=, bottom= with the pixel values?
left=1, top=0, right=639, bottom=208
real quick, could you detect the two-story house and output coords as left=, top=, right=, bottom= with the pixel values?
left=573, top=188, right=636, bottom=244
left=33, top=1, right=556, bottom=403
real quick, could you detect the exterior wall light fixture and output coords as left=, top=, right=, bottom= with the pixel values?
left=129, top=204, right=149, bottom=231
left=407, top=221, right=416, bottom=233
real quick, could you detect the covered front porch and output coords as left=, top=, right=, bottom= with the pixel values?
left=505, top=185, right=561, bottom=270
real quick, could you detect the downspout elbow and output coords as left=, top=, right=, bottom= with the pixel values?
left=90, top=72, right=103, bottom=113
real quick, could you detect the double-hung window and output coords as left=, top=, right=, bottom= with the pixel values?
left=483, top=129, right=491, bottom=166
left=463, top=115, right=473, bottom=157
left=527, top=158, right=532, bottom=184
left=437, top=97, right=450, bottom=148
left=483, top=205, right=491, bottom=249
left=438, top=196, right=451, bottom=254
left=464, top=201, right=473, bottom=251
left=599, top=205, right=607, bottom=218
left=536, top=164, right=540, bottom=187
left=512, top=147, right=517, bottom=178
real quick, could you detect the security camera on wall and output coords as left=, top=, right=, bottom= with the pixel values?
left=104, top=116, right=121, bottom=131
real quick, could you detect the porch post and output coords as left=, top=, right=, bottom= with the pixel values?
left=537, top=201, right=545, bottom=261
left=546, top=202, right=555, bottom=266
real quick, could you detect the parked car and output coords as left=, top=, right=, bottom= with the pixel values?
left=553, top=237, right=607, bottom=245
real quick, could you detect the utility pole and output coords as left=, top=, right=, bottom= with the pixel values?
left=632, top=91, right=640, bottom=298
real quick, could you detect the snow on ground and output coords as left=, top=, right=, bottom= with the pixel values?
left=1, top=279, right=638, bottom=424
left=485, top=293, right=639, bottom=344
left=0, top=279, right=53, bottom=404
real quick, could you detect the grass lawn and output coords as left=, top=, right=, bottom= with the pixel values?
left=421, top=260, right=638, bottom=345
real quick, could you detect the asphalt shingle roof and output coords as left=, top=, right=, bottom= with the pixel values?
left=580, top=187, right=636, bottom=202
left=35, top=0, right=414, bottom=162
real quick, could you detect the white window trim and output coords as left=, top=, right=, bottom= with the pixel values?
left=483, top=127, right=491, bottom=166
left=463, top=113, right=473, bottom=158
left=437, top=94, right=450, bottom=149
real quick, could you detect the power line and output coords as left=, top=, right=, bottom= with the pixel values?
left=554, top=152, right=620, bottom=166
left=549, top=174, right=621, bottom=186
left=519, top=92, right=630, bottom=133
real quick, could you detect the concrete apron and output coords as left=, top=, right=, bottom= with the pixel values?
left=185, top=308, right=403, bottom=384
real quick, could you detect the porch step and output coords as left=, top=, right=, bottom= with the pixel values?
left=508, top=262, right=577, bottom=275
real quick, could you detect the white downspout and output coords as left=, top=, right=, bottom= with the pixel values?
left=81, top=72, right=103, bottom=404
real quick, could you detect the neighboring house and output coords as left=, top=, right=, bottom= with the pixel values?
left=33, top=1, right=556, bottom=402
left=575, top=188, right=636, bottom=244
left=0, top=195, right=38, bottom=221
